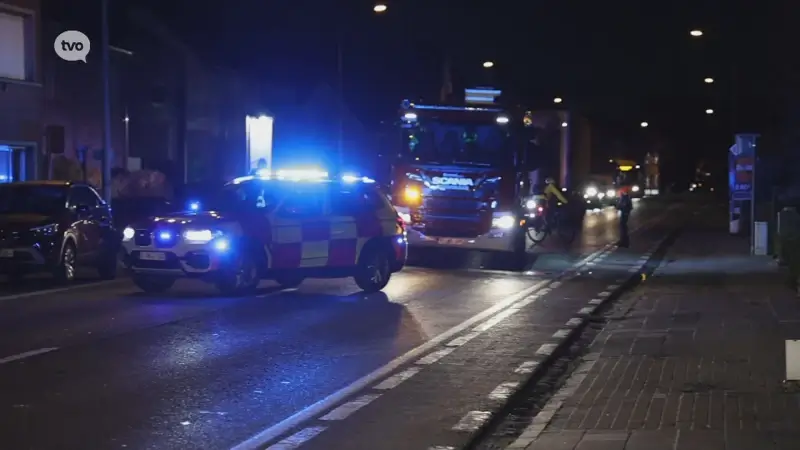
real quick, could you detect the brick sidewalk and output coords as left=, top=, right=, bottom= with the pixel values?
left=514, top=224, right=800, bottom=449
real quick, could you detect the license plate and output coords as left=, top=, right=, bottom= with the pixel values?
left=438, top=238, right=466, bottom=245
left=139, top=251, right=166, bottom=261
left=0, top=249, right=13, bottom=258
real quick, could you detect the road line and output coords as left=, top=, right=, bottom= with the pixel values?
left=452, top=411, right=492, bottom=432
left=417, top=347, right=455, bottom=365
left=514, top=361, right=540, bottom=374
left=488, top=382, right=519, bottom=401
left=565, top=318, right=584, bottom=328
left=588, top=298, right=604, bottom=306
left=446, top=331, right=481, bottom=347
left=0, top=279, right=125, bottom=303
left=552, top=329, right=571, bottom=339
left=229, top=243, right=620, bottom=450
left=534, top=343, right=558, bottom=357
left=373, top=367, right=421, bottom=390
left=0, top=347, right=59, bottom=365
left=266, top=426, right=327, bottom=450
left=319, top=394, right=381, bottom=421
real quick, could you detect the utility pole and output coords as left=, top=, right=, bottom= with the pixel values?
left=100, top=0, right=113, bottom=202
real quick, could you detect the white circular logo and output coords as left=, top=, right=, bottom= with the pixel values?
left=54, top=30, right=91, bottom=62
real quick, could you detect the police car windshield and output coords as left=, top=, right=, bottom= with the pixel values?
left=404, top=119, right=510, bottom=166
left=211, top=180, right=279, bottom=212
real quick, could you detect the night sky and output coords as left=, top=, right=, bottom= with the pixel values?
left=55, top=0, right=775, bottom=185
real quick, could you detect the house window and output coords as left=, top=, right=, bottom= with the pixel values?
left=0, top=9, right=29, bottom=81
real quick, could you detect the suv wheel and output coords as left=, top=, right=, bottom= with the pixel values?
left=354, top=244, right=391, bottom=293
left=216, top=249, right=260, bottom=295
left=133, top=275, right=175, bottom=293
left=274, top=273, right=304, bottom=289
left=54, top=241, right=77, bottom=283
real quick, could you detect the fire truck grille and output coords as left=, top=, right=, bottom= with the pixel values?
left=417, top=196, right=491, bottom=237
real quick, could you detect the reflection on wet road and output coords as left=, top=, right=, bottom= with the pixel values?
left=0, top=200, right=662, bottom=449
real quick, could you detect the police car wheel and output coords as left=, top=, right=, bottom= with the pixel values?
left=215, top=250, right=260, bottom=295
left=354, top=246, right=391, bottom=293
left=133, top=275, right=175, bottom=293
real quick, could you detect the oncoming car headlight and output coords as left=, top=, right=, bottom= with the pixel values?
left=525, top=199, right=536, bottom=209
left=606, top=189, right=616, bottom=197
left=632, top=185, right=640, bottom=192
left=585, top=186, right=598, bottom=197
left=122, top=227, right=135, bottom=241
left=492, top=215, right=515, bottom=229
left=183, top=229, right=218, bottom=243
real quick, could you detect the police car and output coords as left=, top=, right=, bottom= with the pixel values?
left=120, top=170, right=407, bottom=294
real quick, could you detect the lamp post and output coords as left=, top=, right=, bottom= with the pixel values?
left=100, top=0, right=112, bottom=202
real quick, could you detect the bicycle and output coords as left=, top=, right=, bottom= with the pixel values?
left=525, top=202, right=579, bottom=247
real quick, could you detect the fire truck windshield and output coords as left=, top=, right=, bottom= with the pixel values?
left=403, top=120, right=511, bottom=166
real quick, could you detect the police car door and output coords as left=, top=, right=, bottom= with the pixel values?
left=327, top=185, right=364, bottom=267
left=270, top=185, right=328, bottom=268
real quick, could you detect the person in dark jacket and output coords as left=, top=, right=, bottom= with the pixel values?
left=616, top=185, right=633, bottom=247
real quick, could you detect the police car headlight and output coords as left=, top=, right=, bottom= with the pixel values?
left=492, top=215, right=515, bottom=229
left=525, top=199, right=536, bottom=209
left=183, top=229, right=215, bottom=243
left=585, top=186, right=598, bottom=197
left=122, top=227, right=135, bottom=241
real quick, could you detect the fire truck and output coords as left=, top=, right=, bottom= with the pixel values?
left=389, top=97, right=570, bottom=256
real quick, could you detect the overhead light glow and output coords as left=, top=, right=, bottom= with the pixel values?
left=553, top=97, right=562, bottom=104
left=373, top=3, right=387, bottom=13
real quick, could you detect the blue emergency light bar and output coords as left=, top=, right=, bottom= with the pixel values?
left=405, top=104, right=504, bottom=113
left=230, top=169, right=374, bottom=185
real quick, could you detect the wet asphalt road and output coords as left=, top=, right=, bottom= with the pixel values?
left=0, top=201, right=660, bottom=450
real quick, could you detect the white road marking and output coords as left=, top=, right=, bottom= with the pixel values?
left=319, top=394, right=381, bottom=421
left=0, top=279, right=124, bottom=303
left=628, top=267, right=639, bottom=273
left=429, top=446, right=456, bottom=450
left=266, top=426, right=327, bottom=450
left=552, top=329, right=571, bottom=339
left=514, top=360, right=540, bottom=374
left=549, top=281, right=562, bottom=289
left=452, top=410, right=492, bottom=432
left=588, top=298, right=604, bottom=306
left=578, top=306, right=595, bottom=315
left=508, top=354, right=601, bottom=448
left=0, top=347, right=59, bottom=365
left=597, top=291, right=611, bottom=298
left=606, top=284, right=620, bottom=291
left=474, top=307, right=520, bottom=332
left=446, top=331, right=481, bottom=347
left=229, top=244, right=621, bottom=450
left=565, top=318, right=584, bottom=328
left=373, top=367, right=421, bottom=390
left=535, top=343, right=558, bottom=357
left=488, top=381, right=519, bottom=401
left=416, top=347, right=455, bottom=365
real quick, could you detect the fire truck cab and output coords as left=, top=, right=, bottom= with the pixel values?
left=390, top=100, right=544, bottom=256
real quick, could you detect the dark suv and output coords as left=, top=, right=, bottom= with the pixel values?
left=0, top=181, right=119, bottom=282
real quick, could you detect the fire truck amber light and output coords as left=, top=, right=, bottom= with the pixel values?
left=492, top=215, right=515, bottom=229
left=404, top=187, right=421, bottom=201
left=184, top=229, right=214, bottom=243
left=123, top=227, right=135, bottom=241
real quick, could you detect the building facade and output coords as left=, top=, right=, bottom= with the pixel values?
left=0, top=0, right=42, bottom=182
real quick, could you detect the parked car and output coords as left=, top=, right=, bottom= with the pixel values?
left=0, top=181, right=119, bottom=282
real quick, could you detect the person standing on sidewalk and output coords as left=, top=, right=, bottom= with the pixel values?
left=616, top=184, right=633, bottom=247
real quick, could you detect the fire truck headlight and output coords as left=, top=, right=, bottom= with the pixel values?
left=404, top=186, right=421, bottom=202
left=525, top=199, right=536, bottom=209
left=492, top=214, right=515, bottom=229
left=632, top=185, right=640, bottom=192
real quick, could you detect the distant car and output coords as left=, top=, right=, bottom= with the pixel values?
left=0, top=181, right=119, bottom=282
left=121, top=173, right=407, bottom=294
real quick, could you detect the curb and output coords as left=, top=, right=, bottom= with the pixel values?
left=462, top=226, right=683, bottom=450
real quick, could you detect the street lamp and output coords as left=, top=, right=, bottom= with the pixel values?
left=706, top=109, right=714, bottom=114
left=640, top=122, right=649, bottom=128
left=373, top=3, right=387, bottom=13
left=704, top=77, right=714, bottom=84
left=690, top=29, right=703, bottom=37
left=553, top=97, right=563, bottom=104
left=482, top=61, right=494, bottom=68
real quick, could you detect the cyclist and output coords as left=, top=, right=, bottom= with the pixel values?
left=540, top=177, right=569, bottom=228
